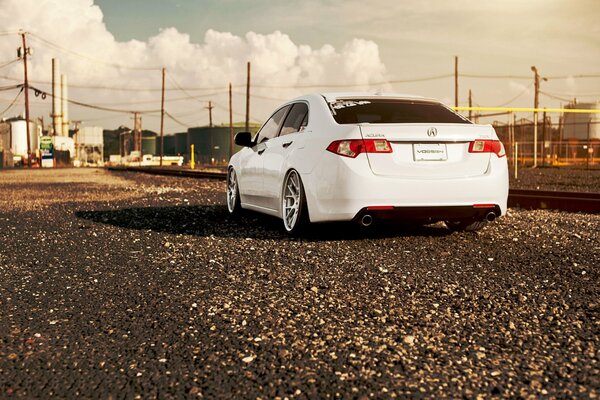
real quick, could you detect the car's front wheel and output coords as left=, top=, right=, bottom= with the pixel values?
left=227, top=168, right=241, bottom=214
left=282, top=170, right=308, bottom=234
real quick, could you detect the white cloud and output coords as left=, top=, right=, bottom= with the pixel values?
left=0, top=0, right=389, bottom=131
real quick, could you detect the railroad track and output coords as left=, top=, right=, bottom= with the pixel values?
left=508, top=189, right=600, bottom=213
left=108, top=166, right=227, bottom=180
left=110, top=166, right=600, bottom=214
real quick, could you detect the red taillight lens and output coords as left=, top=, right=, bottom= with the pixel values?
left=326, top=139, right=393, bottom=158
left=326, top=140, right=363, bottom=158
left=468, top=140, right=506, bottom=157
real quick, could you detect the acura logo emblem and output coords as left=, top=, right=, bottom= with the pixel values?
left=427, top=127, right=437, bottom=137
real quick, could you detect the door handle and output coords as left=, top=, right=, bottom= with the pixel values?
left=258, top=149, right=266, bottom=155
left=282, top=141, right=293, bottom=148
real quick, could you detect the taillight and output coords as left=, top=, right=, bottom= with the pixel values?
left=468, top=140, right=506, bottom=157
left=326, top=139, right=392, bottom=158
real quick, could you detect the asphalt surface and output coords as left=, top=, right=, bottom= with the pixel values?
left=0, top=168, right=599, bottom=398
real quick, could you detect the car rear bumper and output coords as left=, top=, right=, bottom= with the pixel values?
left=303, top=154, right=509, bottom=223
left=352, top=205, right=502, bottom=225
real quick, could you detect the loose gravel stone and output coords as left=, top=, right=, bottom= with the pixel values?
left=0, top=168, right=598, bottom=399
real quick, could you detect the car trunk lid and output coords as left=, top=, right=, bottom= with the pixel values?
left=358, top=123, right=494, bottom=178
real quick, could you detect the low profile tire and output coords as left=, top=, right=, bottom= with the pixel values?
left=445, top=219, right=487, bottom=232
left=227, top=168, right=241, bottom=215
left=282, top=170, right=309, bottom=234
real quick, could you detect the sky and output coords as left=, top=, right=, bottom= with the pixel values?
left=0, top=0, right=599, bottom=133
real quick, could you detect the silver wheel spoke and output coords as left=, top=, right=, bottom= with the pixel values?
left=227, top=170, right=237, bottom=212
left=282, top=171, right=302, bottom=231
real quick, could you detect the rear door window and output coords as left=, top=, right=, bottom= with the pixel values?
left=279, top=103, right=309, bottom=136
left=329, top=99, right=470, bottom=124
left=255, top=106, right=290, bottom=143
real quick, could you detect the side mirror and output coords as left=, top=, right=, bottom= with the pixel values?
left=234, top=131, right=253, bottom=147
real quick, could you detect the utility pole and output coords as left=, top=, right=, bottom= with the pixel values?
left=229, top=82, right=233, bottom=159
left=245, top=62, right=251, bottom=132
left=19, top=32, right=31, bottom=167
left=531, top=66, right=547, bottom=167
left=454, top=56, right=458, bottom=108
left=205, top=101, right=214, bottom=128
left=160, top=67, right=165, bottom=166
left=468, top=89, right=472, bottom=120
left=541, top=109, right=547, bottom=166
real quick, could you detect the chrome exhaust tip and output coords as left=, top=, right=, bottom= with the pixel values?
left=486, top=212, right=497, bottom=222
left=361, top=214, right=373, bottom=227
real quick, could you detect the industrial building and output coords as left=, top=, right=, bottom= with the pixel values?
left=159, top=125, right=261, bottom=165
left=75, top=126, right=104, bottom=166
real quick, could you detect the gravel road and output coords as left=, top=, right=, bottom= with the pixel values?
left=0, top=168, right=598, bottom=398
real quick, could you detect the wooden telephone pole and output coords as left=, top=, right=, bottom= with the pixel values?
left=245, top=62, right=251, bottom=132
left=531, top=66, right=546, bottom=167
left=468, top=89, right=473, bottom=120
left=20, top=32, right=31, bottom=167
left=454, top=56, right=458, bottom=108
left=229, top=83, right=233, bottom=159
left=160, top=67, right=165, bottom=166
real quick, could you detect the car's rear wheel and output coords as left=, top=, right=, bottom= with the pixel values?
left=445, top=219, right=487, bottom=232
left=282, top=170, right=308, bottom=234
left=227, top=168, right=241, bottom=214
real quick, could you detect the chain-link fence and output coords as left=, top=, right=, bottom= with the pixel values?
left=492, top=117, right=599, bottom=169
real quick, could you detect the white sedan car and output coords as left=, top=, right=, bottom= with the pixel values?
left=227, top=92, right=508, bottom=234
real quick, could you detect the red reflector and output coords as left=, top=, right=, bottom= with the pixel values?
left=367, top=206, right=394, bottom=211
left=473, top=204, right=495, bottom=209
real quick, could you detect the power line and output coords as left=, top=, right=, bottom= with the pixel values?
left=494, top=82, right=534, bottom=107
left=28, top=85, right=160, bottom=114
left=460, top=73, right=600, bottom=80
left=545, top=74, right=600, bottom=79
left=212, top=100, right=263, bottom=123
left=0, top=83, right=22, bottom=91
left=540, top=91, right=572, bottom=102
left=542, top=90, right=600, bottom=98
left=0, top=58, right=20, bottom=69
left=461, top=74, right=531, bottom=80
left=1, top=72, right=598, bottom=93
left=27, top=32, right=162, bottom=71
left=0, top=73, right=236, bottom=92
left=164, top=110, right=192, bottom=128
left=232, top=90, right=287, bottom=102
left=0, top=87, right=23, bottom=117
left=76, top=91, right=227, bottom=107
left=166, top=74, right=216, bottom=104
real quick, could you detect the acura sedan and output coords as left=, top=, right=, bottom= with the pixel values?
left=227, top=92, right=508, bottom=234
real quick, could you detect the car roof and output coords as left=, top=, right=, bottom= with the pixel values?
left=320, top=92, right=439, bottom=103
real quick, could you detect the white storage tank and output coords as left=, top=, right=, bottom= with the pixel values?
left=563, top=102, right=600, bottom=140
left=0, top=118, right=39, bottom=157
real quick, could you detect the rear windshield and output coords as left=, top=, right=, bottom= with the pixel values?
left=329, top=99, right=470, bottom=124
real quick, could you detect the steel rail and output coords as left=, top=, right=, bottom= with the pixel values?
left=107, top=166, right=227, bottom=180
left=109, top=167, right=600, bottom=213
left=508, top=189, right=600, bottom=213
